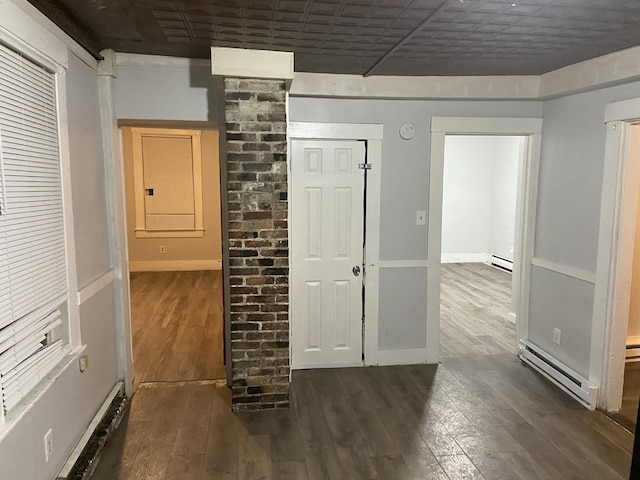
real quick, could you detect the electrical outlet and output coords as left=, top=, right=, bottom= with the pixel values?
left=44, top=429, right=53, bottom=462
left=79, top=355, right=89, bottom=372
left=416, top=210, right=426, bottom=226
left=159, top=245, right=166, bottom=254
left=553, top=328, right=561, bottom=345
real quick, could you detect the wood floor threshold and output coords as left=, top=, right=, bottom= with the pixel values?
left=137, top=379, right=228, bottom=389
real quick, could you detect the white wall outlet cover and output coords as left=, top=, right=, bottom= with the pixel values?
left=399, top=123, right=415, bottom=140
left=416, top=210, right=426, bottom=226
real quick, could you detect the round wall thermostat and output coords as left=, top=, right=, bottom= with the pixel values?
left=399, top=123, right=415, bottom=140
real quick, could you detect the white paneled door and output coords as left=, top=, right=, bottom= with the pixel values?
left=291, top=140, right=366, bottom=368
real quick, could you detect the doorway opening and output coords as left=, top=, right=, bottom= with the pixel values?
left=599, top=118, right=640, bottom=428
left=439, top=135, right=525, bottom=358
left=119, top=123, right=226, bottom=391
left=427, top=117, right=543, bottom=364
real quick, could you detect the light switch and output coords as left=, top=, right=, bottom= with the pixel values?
left=416, top=210, right=426, bottom=226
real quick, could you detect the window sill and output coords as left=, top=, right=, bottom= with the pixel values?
left=0, top=344, right=87, bottom=442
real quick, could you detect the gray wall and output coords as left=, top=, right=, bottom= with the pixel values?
left=115, top=61, right=222, bottom=122
left=529, top=79, right=640, bottom=376
left=289, top=97, right=541, bottom=351
left=0, top=54, right=119, bottom=480
left=441, top=135, right=521, bottom=262
left=67, top=54, right=111, bottom=287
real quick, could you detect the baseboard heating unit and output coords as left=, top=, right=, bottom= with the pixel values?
left=490, top=255, right=513, bottom=272
left=518, top=341, right=598, bottom=410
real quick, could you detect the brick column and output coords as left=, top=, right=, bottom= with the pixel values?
left=223, top=78, right=289, bottom=411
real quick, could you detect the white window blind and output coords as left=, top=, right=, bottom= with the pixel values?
left=0, top=43, right=67, bottom=415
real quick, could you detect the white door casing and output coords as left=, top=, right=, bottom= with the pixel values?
left=291, top=139, right=365, bottom=369
left=596, top=96, right=640, bottom=411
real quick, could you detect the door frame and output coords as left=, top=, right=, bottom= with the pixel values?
left=288, top=122, right=383, bottom=368
left=428, top=117, right=543, bottom=362
left=595, top=97, right=640, bottom=411
left=108, top=118, right=227, bottom=395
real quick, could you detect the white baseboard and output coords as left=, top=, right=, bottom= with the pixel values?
left=291, top=362, right=363, bottom=370
left=129, top=259, right=222, bottom=272
left=507, top=312, right=517, bottom=325
left=377, top=347, right=428, bottom=366
left=441, top=253, right=490, bottom=264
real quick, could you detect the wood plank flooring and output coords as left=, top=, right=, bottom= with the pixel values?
left=91, top=263, right=634, bottom=479
left=441, top=263, right=515, bottom=356
left=610, top=361, right=640, bottom=432
left=130, top=270, right=225, bottom=389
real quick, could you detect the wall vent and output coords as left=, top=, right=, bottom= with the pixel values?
left=518, top=340, right=598, bottom=410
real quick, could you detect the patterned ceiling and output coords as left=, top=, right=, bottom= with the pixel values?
left=28, top=0, right=640, bottom=76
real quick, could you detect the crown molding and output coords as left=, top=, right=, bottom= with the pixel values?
left=290, top=72, right=540, bottom=100
left=116, top=52, right=210, bottom=69
left=539, top=45, right=640, bottom=99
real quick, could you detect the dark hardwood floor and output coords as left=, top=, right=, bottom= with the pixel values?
left=90, top=263, right=633, bottom=479
left=610, top=361, right=640, bottom=433
left=129, top=270, right=225, bottom=390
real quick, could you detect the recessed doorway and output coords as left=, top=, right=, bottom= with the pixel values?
left=440, top=135, right=525, bottom=357
left=120, top=124, right=226, bottom=390
left=427, top=117, right=543, bottom=362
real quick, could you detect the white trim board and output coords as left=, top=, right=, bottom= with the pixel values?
left=596, top=103, right=640, bottom=411
left=378, top=260, right=428, bottom=268
left=77, top=270, right=116, bottom=306
left=431, top=117, right=543, bottom=135
left=530, top=258, right=596, bottom=284
left=289, top=122, right=383, bottom=140
left=288, top=122, right=383, bottom=368
left=116, top=52, right=210, bottom=69
left=129, top=260, right=222, bottom=272
left=98, top=74, right=134, bottom=397
left=377, top=348, right=427, bottom=366
left=290, top=72, right=540, bottom=100
left=211, top=47, right=293, bottom=80
left=441, top=253, right=490, bottom=264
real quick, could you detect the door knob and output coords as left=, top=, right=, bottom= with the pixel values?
left=352, top=265, right=361, bottom=276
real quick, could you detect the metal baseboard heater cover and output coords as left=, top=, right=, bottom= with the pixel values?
left=490, top=254, right=513, bottom=272
left=518, top=341, right=598, bottom=410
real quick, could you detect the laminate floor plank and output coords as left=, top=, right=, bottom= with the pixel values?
left=610, top=361, right=640, bottom=432
left=237, top=434, right=272, bottom=480
left=130, top=270, right=225, bottom=387
left=318, top=392, right=378, bottom=479
left=272, top=461, right=309, bottom=480
left=92, top=264, right=632, bottom=480
left=164, top=454, right=204, bottom=480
